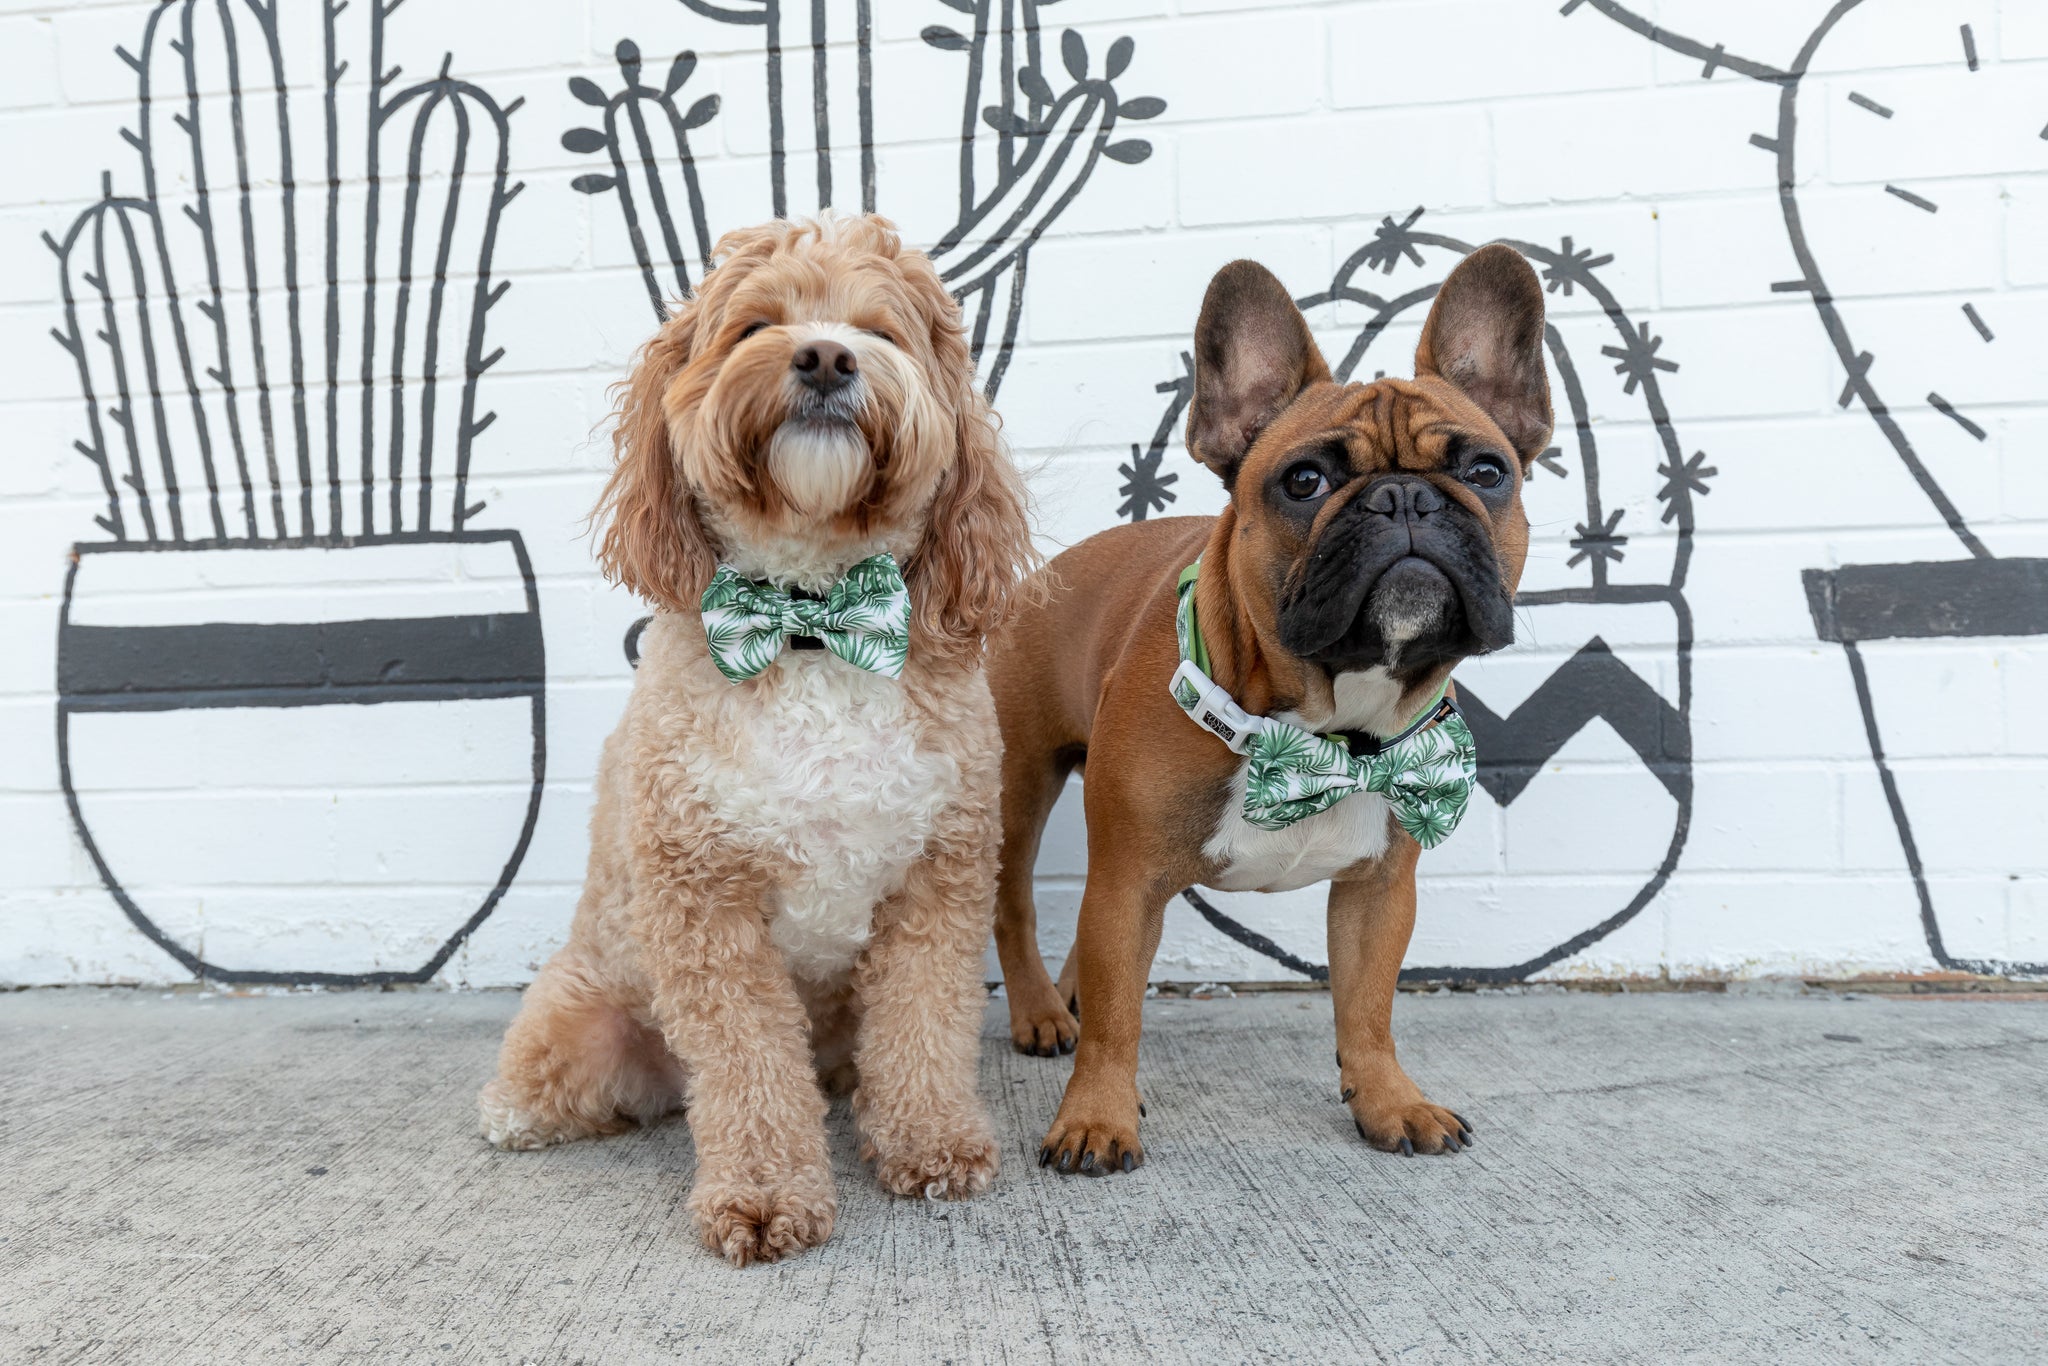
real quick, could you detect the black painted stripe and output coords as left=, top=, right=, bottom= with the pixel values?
left=58, top=613, right=544, bottom=707
left=1885, top=184, right=1938, bottom=213
left=1803, top=559, right=2048, bottom=643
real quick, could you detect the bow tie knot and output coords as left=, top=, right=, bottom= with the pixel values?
left=700, top=553, right=912, bottom=682
left=1237, top=697, right=1477, bottom=844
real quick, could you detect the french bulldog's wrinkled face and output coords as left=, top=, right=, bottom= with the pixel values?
left=1185, top=246, right=1553, bottom=686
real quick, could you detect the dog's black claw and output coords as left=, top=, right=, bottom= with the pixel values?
left=1039, top=1147, right=1053, bottom=1168
left=1451, top=1112, right=1474, bottom=1134
left=1079, top=1151, right=1099, bottom=1175
left=1335, top=1050, right=1343, bottom=1067
left=1399, top=1137, right=1414, bottom=1157
left=1340, top=1086, right=1356, bottom=1103
left=1058, top=1037, right=1075, bottom=1055
left=1121, top=1151, right=1135, bottom=1174
left=1058, top=1148, right=1074, bottom=1173
left=1442, top=1134, right=1461, bottom=1153
left=1138, top=1102, right=1147, bottom=1118
left=1458, top=1129, right=1474, bottom=1147
left=1355, top=1118, right=1369, bottom=1142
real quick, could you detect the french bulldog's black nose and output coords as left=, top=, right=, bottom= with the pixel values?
left=1362, top=476, right=1443, bottom=524
left=792, top=339, right=858, bottom=394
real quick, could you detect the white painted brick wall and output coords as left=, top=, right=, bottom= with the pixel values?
left=1, top=0, right=2042, bottom=987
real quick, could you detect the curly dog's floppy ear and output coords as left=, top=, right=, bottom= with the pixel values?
left=900, top=261, right=1036, bottom=663
left=595, top=300, right=718, bottom=614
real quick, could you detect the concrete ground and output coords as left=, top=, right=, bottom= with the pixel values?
left=2, top=988, right=2044, bottom=1364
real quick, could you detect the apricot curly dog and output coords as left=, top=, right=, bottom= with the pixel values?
left=478, top=216, right=1034, bottom=1266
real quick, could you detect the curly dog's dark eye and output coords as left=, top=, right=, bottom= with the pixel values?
left=739, top=321, right=771, bottom=340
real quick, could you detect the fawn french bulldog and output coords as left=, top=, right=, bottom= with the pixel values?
left=989, top=245, right=1551, bottom=1174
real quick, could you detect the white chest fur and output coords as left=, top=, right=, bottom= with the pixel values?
left=1201, top=772, right=1392, bottom=892
left=1199, top=666, right=1404, bottom=894
left=689, top=652, right=962, bottom=980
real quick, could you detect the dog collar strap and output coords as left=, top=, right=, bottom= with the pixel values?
left=700, top=552, right=912, bottom=682
left=1171, top=559, right=1478, bottom=846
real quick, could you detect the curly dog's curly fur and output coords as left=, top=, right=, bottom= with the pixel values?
left=478, top=217, right=1035, bottom=1267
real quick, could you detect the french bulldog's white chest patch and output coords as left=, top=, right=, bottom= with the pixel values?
left=692, top=653, right=961, bottom=980
left=1201, top=771, right=1392, bottom=893
left=1198, top=666, right=1403, bottom=894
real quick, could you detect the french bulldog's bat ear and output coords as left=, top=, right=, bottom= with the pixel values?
left=1414, top=244, right=1554, bottom=467
left=1186, top=260, right=1330, bottom=486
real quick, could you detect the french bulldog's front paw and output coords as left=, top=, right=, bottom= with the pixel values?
left=1348, top=1093, right=1473, bottom=1157
left=1038, top=1092, right=1143, bottom=1177
left=690, top=1167, right=837, bottom=1267
left=870, top=1126, right=1000, bottom=1200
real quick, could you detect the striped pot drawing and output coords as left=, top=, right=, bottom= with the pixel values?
left=1572, top=0, right=2047, bottom=976
left=568, top=0, right=1162, bottom=398
left=1118, top=222, right=1701, bottom=982
left=48, top=0, right=542, bottom=984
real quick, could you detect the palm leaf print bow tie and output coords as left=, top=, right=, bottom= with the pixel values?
left=700, top=553, right=912, bottom=682
left=1170, top=561, right=1478, bottom=845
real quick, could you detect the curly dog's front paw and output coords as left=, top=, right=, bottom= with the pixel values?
left=691, top=1167, right=837, bottom=1267
left=868, top=1125, right=1000, bottom=1200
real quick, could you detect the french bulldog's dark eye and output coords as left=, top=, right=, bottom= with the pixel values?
left=1464, top=456, right=1508, bottom=490
left=1281, top=463, right=1331, bottom=501
left=739, top=321, right=771, bottom=340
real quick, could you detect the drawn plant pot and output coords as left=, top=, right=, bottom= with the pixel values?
left=1127, top=223, right=1700, bottom=982
left=47, top=0, right=537, bottom=983
left=1807, top=561, right=2048, bottom=976
left=57, top=533, right=544, bottom=984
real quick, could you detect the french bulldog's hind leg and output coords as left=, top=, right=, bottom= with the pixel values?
left=479, top=949, right=684, bottom=1151
left=992, top=745, right=1081, bottom=1057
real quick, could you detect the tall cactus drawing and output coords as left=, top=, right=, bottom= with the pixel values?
left=49, top=0, right=544, bottom=986
left=568, top=0, right=1161, bottom=396
left=49, top=0, right=525, bottom=544
left=1567, top=0, right=2048, bottom=978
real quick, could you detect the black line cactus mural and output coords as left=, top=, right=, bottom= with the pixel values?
left=1568, top=0, right=2048, bottom=977
left=48, top=0, right=543, bottom=985
left=1125, top=220, right=1700, bottom=982
left=569, top=0, right=1162, bottom=397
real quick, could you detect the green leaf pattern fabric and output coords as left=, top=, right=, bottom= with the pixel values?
left=1238, top=704, right=1477, bottom=844
left=1171, top=557, right=1478, bottom=848
left=700, top=553, right=912, bottom=682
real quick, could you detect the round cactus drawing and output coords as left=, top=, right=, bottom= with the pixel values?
left=1122, top=220, right=1702, bottom=981
left=1571, top=0, right=2048, bottom=976
left=48, top=0, right=542, bottom=985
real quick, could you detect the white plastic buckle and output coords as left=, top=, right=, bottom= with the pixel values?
left=1171, top=659, right=1263, bottom=756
